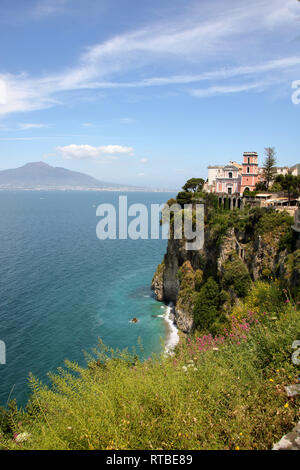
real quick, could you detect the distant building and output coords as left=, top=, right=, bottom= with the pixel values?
left=240, top=152, right=259, bottom=194
left=207, top=165, right=224, bottom=189
left=206, top=153, right=299, bottom=196
left=215, top=164, right=241, bottom=194
left=290, top=164, right=300, bottom=176
left=206, top=153, right=256, bottom=195
left=206, top=161, right=243, bottom=193
left=258, top=164, right=299, bottom=180
left=275, top=166, right=290, bottom=176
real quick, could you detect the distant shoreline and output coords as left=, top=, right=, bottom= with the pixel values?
left=0, top=187, right=177, bottom=193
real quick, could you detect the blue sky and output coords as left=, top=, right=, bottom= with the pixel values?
left=0, top=0, right=300, bottom=188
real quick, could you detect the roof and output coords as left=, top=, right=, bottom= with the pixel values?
left=223, top=165, right=239, bottom=171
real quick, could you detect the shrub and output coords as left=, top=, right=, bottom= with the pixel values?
left=176, top=191, right=192, bottom=207
left=193, top=277, right=220, bottom=331
left=1, top=298, right=299, bottom=451
left=231, top=281, right=285, bottom=321
left=221, top=256, right=250, bottom=298
left=194, top=269, right=203, bottom=291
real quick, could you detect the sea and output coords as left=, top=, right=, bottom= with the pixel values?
left=0, top=190, right=177, bottom=408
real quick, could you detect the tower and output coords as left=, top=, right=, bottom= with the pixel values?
left=240, top=152, right=258, bottom=194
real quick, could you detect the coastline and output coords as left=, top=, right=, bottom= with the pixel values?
left=158, top=303, right=179, bottom=355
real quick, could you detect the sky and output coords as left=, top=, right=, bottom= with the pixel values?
left=0, top=0, right=300, bottom=189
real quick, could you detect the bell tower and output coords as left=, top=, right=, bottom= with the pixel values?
left=240, top=152, right=258, bottom=194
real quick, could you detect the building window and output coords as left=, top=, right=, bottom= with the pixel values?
left=247, top=167, right=250, bottom=173
left=247, top=157, right=250, bottom=164
left=228, top=172, right=232, bottom=178
left=228, top=187, right=232, bottom=195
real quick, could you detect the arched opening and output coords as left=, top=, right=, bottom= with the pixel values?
left=228, top=172, right=233, bottom=179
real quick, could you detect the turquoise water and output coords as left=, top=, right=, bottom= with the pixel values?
left=0, top=191, right=175, bottom=407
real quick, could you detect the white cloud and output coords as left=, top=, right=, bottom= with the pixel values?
left=139, top=158, right=148, bottom=163
left=82, top=122, right=95, bottom=127
left=56, top=144, right=134, bottom=160
left=33, top=0, right=70, bottom=18
left=120, top=117, right=136, bottom=124
left=137, top=172, right=145, bottom=177
left=190, top=80, right=271, bottom=98
left=18, top=123, right=49, bottom=130
left=0, top=0, right=300, bottom=116
left=0, top=79, right=7, bottom=105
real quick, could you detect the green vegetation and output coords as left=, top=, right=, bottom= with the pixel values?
left=193, top=277, right=221, bottom=332
left=0, top=180, right=299, bottom=451
left=176, top=191, right=193, bottom=207
left=262, top=147, right=277, bottom=189
left=182, top=178, right=205, bottom=193
left=176, top=261, right=198, bottom=315
left=0, top=289, right=298, bottom=450
left=206, top=204, right=293, bottom=247
left=274, top=174, right=300, bottom=201
left=221, top=255, right=251, bottom=298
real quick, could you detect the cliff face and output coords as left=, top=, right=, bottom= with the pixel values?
left=152, top=227, right=220, bottom=332
left=152, top=220, right=300, bottom=333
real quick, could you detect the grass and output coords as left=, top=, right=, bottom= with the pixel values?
left=0, top=291, right=299, bottom=450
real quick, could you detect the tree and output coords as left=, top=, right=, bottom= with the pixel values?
left=262, top=147, right=277, bottom=189
left=222, top=257, right=250, bottom=298
left=255, top=181, right=268, bottom=192
left=176, top=191, right=192, bottom=207
left=275, top=174, right=300, bottom=203
left=182, top=178, right=205, bottom=193
left=193, top=277, right=220, bottom=331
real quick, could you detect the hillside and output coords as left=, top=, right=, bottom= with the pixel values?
left=0, top=162, right=143, bottom=190
left=0, top=190, right=299, bottom=450
left=0, top=292, right=299, bottom=450
left=152, top=191, right=300, bottom=334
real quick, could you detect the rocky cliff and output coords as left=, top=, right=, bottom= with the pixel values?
left=152, top=204, right=300, bottom=333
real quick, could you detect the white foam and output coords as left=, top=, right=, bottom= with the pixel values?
left=162, top=304, right=179, bottom=355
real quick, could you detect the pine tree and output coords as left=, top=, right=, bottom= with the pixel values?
left=262, top=147, right=277, bottom=189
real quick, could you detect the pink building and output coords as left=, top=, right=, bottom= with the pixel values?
left=215, top=164, right=241, bottom=195
left=240, top=152, right=258, bottom=194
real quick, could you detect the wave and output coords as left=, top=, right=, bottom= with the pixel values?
left=158, top=303, right=179, bottom=355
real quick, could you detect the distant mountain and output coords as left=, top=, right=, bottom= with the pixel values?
left=0, top=162, right=145, bottom=191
